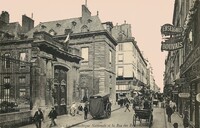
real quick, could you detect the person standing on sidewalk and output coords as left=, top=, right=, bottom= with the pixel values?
left=48, top=107, right=58, bottom=127
left=166, top=104, right=173, bottom=123
left=33, top=108, right=44, bottom=128
left=83, top=103, right=89, bottom=120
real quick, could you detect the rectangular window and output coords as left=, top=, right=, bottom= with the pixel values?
left=109, top=50, right=112, bottom=64
left=118, top=54, right=124, bottom=62
left=19, top=88, right=26, bottom=97
left=19, top=77, right=26, bottom=84
left=4, top=53, right=11, bottom=68
left=117, top=67, right=123, bottom=77
left=20, top=52, right=26, bottom=68
left=4, top=77, right=10, bottom=84
left=81, top=47, right=89, bottom=61
left=3, top=77, right=10, bottom=100
left=118, top=44, right=123, bottom=51
left=20, top=52, right=26, bottom=61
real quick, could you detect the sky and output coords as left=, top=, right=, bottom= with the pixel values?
left=0, top=0, right=174, bottom=92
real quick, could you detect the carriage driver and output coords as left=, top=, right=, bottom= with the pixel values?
left=143, top=98, right=151, bottom=109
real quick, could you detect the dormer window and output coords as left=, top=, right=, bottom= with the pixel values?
left=81, top=25, right=89, bottom=32
left=87, top=19, right=92, bottom=23
left=56, top=23, right=61, bottom=27
left=49, top=29, right=56, bottom=36
left=72, top=21, right=77, bottom=26
left=65, top=29, right=72, bottom=35
left=41, top=25, right=46, bottom=29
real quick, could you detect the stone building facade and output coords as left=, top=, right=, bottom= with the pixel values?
left=164, top=0, right=200, bottom=127
left=112, top=22, right=148, bottom=99
left=26, top=5, right=117, bottom=102
left=0, top=11, right=82, bottom=117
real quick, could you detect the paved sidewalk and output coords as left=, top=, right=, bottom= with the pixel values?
left=20, top=103, right=121, bottom=128
left=164, top=110, right=184, bottom=128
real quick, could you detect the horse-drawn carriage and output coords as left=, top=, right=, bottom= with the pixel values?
left=89, top=93, right=111, bottom=119
left=132, top=98, right=153, bottom=128
left=133, top=108, right=153, bottom=128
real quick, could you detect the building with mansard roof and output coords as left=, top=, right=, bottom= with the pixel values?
left=26, top=5, right=117, bottom=103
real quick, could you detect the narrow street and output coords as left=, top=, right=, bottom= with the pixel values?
left=72, top=105, right=166, bottom=128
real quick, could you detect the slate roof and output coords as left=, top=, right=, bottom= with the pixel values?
left=0, top=22, right=22, bottom=38
left=26, top=15, right=105, bottom=38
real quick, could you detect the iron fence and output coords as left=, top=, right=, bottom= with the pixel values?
left=0, top=56, right=32, bottom=114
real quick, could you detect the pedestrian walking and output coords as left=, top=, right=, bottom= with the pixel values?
left=173, top=122, right=178, bottom=128
left=166, top=104, right=173, bottom=123
left=33, top=108, right=44, bottom=128
left=183, top=109, right=189, bottom=128
left=124, top=98, right=130, bottom=112
left=48, top=107, right=58, bottom=127
left=83, top=104, right=89, bottom=119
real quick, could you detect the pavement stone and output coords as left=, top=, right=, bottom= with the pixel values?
left=19, top=103, right=120, bottom=128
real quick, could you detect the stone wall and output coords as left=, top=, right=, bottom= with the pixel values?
left=0, top=111, right=32, bottom=127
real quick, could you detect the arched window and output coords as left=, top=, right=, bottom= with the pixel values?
left=49, top=29, right=56, bottom=36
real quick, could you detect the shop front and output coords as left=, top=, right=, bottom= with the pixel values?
left=180, top=46, right=200, bottom=128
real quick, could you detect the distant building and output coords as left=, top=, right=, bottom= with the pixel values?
left=112, top=22, right=147, bottom=100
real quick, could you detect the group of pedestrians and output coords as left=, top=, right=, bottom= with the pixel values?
left=70, top=102, right=89, bottom=120
left=33, top=102, right=89, bottom=128
left=33, top=107, right=57, bottom=128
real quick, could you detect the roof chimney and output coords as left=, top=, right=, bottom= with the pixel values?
left=81, top=5, right=91, bottom=23
left=0, top=11, right=9, bottom=24
left=22, top=14, right=34, bottom=33
left=97, top=11, right=99, bottom=16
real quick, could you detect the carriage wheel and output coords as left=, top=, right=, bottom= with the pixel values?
left=133, top=115, right=136, bottom=127
left=106, top=103, right=111, bottom=118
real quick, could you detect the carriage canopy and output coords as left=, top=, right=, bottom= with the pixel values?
left=89, top=93, right=110, bottom=118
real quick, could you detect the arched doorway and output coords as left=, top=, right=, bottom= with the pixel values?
left=53, top=66, right=68, bottom=115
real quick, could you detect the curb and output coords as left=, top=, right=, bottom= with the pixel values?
left=67, top=105, right=121, bottom=128
left=163, top=108, right=168, bottom=128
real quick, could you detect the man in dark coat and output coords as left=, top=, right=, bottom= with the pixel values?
left=143, top=99, right=150, bottom=109
left=48, top=107, right=58, bottom=127
left=166, top=104, right=173, bottom=123
left=33, top=108, right=44, bottom=128
left=83, top=104, right=89, bottom=120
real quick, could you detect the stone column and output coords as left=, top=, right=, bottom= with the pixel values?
left=46, top=60, right=53, bottom=106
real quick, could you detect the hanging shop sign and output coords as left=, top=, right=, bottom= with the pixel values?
left=196, top=93, right=200, bottom=102
left=161, top=36, right=183, bottom=51
left=178, top=93, right=190, bottom=98
left=161, top=24, right=183, bottom=35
